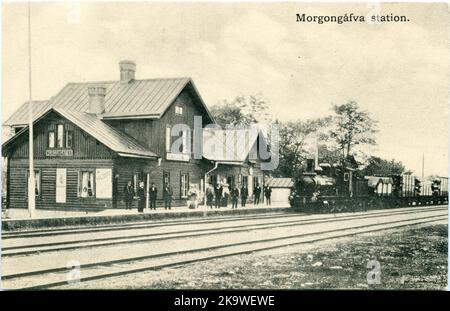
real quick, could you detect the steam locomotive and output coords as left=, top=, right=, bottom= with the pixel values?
left=289, top=157, right=449, bottom=213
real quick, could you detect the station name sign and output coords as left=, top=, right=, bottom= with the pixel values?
left=46, top=149, right=73, bottom=157
left=166, top=152, right=189, bottom=162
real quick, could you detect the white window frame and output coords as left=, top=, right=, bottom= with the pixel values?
left=48, top=131, right=55, bottom=148
left=78, top=170, right=95, bottom=198
left=175, top=105, right=183, bottom=115
left=57, top=124, right=64, bottom=148
left=181, top=173, right=189, bottom=198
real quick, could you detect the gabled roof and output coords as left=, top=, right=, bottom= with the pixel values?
left=202, top=127, right=260, bottom=163
left=4, top=77, right=214, bottom=126
left=2, top=108, right=158, bottom=159
left=3, top=100, right=52, bottom=126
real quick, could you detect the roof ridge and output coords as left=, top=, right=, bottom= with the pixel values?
left=65, top=77, right=191, bottom=86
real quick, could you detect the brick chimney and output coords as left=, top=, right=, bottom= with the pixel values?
left=87, top=85, right=106, bottom=114
left=119, top=60, right=136, bottom=83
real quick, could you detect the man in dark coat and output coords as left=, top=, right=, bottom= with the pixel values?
left=206, top=186, right=214, bottom=209
left=137, top=181, right=145, bottom=213
left=254, top=184, right=261, bottom=205
left=214, top=184, right=223, bottom=209
left=123, top=181, right=134, bottom=210
left=240, top=185, right=248, bottom=207
left=163, top=182, right=173, bottom=210
left=149, top=183, right=157, bottom=210
left=264, top=186, right=272, bottom=206
left=231, top=185, right=240, bottom=209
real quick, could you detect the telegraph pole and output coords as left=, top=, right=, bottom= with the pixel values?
left=27, top=1, right=36, bottom=218
left=421, top=154, right=425, bottom=182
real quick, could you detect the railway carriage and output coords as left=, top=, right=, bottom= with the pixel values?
left=289, top=158, right=449, bottom=213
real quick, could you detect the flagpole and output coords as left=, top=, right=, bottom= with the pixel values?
left=27, top=1, right=36, bottom=218
left=421, top=154, right=425, bottom=182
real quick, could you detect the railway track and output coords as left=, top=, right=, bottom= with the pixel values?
left=1, top=211, right=294, bottom=238
left=2, top=205, right=447, bottom=290
left=2, top=205, right=446, bottom=256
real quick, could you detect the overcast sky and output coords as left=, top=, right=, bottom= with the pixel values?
left=2, top=2, right=449, bottom=176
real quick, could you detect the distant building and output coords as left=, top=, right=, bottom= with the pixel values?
left=2, top=61, right=265, bottom=210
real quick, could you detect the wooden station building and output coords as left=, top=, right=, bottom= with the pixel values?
left=2, top=61, right=265, bottom=210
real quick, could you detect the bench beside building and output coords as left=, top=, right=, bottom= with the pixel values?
left=2, top=61, right=266, bottom=210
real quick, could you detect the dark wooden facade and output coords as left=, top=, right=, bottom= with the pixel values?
left=4, top=89, right=264, bottom=210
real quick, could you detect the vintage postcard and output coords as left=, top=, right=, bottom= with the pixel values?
left=0, top=0, right=448, bottom=298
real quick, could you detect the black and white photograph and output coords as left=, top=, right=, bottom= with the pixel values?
left=0, top=1, right=448, bottom=295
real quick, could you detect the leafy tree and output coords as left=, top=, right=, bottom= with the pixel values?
left=272, top=117, right=331, bottom=178
left=210, top=93, right=270, bottom=127
left=360, top=156, right=408, bottom=176
left=209, top=104, right=254, bottom=128
left=329, top=101, right=378, bottom=158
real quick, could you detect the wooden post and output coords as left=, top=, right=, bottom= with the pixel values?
left=27, top=1, right=35, bottom=218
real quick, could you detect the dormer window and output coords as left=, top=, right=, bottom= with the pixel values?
left=175, top=105, right=183, bottom=115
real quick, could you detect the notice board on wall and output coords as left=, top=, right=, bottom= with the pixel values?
left=56, top=168, right=67, bottom=203
left=95, top=168, right=112, bottom=199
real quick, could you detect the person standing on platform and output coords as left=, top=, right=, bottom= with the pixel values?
left=137, top=181, right=145, bottom=213
left=223, top=185, right=230, bottom=207
left=231, top=185, right=240, bottom=209
left=149, top=183, right=158, bottom=210
left=240, top=184, right=248, bottom=207
left=214, top=183, right=223, bottom=209
left=163, top=182, right=173, bottom=210
left=254, top=184, right=261, bottom=205
left=206, top=186, right=214, bottom=209
left=264, top=185, right=272, bottom=206
left=123, top=181, right=134, bottom=210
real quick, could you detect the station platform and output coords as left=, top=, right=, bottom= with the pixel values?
left=1, top=203, right=291, bottom=231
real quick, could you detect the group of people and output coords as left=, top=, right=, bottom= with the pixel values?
left=205, top=183, right=272, bottom=209
left=123, top=181, right=173, bottom=213
left=123, top=180, right=274, bottom=212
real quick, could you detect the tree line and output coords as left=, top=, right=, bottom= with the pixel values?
left=209, top=93, right=410, bottom=178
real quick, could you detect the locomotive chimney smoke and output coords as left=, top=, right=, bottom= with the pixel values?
left=87, top=85, right=106, bottom=115
left=119, top=60, right=136, bottom=83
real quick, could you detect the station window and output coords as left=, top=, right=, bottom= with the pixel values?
left=65, top=131, right=73, bottom=148
left=48, top=131, right=55, bottom=148
left=209, top=174, right=217, bottom=187
left=57, top=124, right=64, bottom=148
left=163, top=171, right=170, bottom=187
left=27, top=169, right=41, bottom=197
left=78, top=170, right=95, bottom=198
left=175, top=105, right=183, bottom=115
left=227, top=175, right=235, bottom=187
left=242, top=176, right=248, bottom=188
left=180, top=173, right=189, bottom=198
left=133, top=171, right=144, bottom=194
left=253, top=176, right=260, bottom=188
